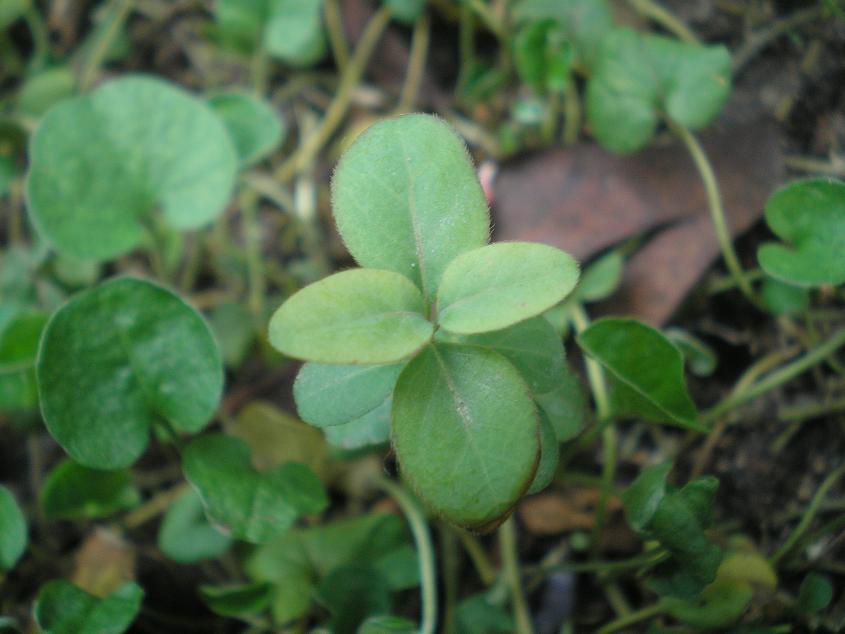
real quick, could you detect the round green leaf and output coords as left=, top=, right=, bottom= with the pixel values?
left=0, top=307, right=46, bottom=412
left=577, top=318, right=703, bottom=431
left=514, top=19, right=572, bottom=93
left=534, top=360, right=588, bottom=442
left=37, top=277, right=223, bottom=469
left=437, top=242, right=579, bottom=335
left=17, top=67, right=76, bottom=117
left=183, top=433, right=328, bottom=543
left=316, top=565, right=392, bottom=634
left=332, top=114, right=490, bottom=305
left=664, top=328, right=717, bottom=377
left=323, top=399, right=392, bottom=450
left=758, top=178, right=845, bottom=287
left=208, top=91, right=284, bottom=164
left=33, top=580, right=143, bottom=634
left=158, top=488, right=232, bottom=563
left=294, top=362, right=404, bottom=427
left=761, top=276, right=810, bottom=316
left=392, top=344, right=540, bottom=528
left=577, top=250, right=623, bottom=302
left=264, top=0, right=327, bottom=67
left=797, top=572, right=833, bottom=615
left=199, top=581, right=273, bottom=617
left=383, top=0, right=426, bottom=24
left=269, top=269, right=433, bottom=364
left=586, top=28, right=731, bottom=154
left=0, top=485, right=26, bottom=572
left=40, top=459, right=140, bottom=520
left=26, top=75, right=238, bottom=260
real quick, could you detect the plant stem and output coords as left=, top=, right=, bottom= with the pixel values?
left=626, top=0, right=698, bottom=44
left=467, top=0, right=506, bottom=40
left=569, top=303, right=615, bottom=554
left=274, top=7, right=391, bottom=183
left=499, top=517, right=534, bottom=634
left=394, top=13, right=431, bottom=114
left=79, top=0, right=135, bottom=91
left=595, top=602, right=666, bottom=634
left=380, top=478, right=437, bottom=634
left=562, top=76, right=581, bottom=145
left=24, top=6, right=50, bottom=68
left=324, top=0, right=350, bottom=73
left=703, top=328, right=845, bottom=423
left=456, top=527, right=497, bottom=586
left=770, top=463, right=845, bottom=566
left=240, top=187, right=265, bottom=322
left=671, top=122, right=760, bottom=308
left=121, top=482, right=188, bottom=530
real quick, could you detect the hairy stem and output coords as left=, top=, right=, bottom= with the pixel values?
left=380, top=478, right=437, bottom=634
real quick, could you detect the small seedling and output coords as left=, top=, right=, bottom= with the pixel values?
left=33, top=579, right=144, bottom=634
left=269, top=114, right=580, bottom=528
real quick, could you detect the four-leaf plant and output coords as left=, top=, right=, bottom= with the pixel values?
left=270, top=114, right=580, bottom=529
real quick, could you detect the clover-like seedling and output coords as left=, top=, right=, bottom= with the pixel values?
left=26, top=75, right=238, bottom=261
left=269, top=114, right=580, bottom=529
left=33, top=579, right=144, bottom=634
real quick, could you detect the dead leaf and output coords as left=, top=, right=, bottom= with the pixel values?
left=493, top=119, right=783, bottom=324
left=71, top=527, right=136, bottom=598
left=519, top=488, right=621, bottom=535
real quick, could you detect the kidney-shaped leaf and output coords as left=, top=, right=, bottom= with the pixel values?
left=269, top=269, right=433, bottom=364
left=586, top=28, right=731, bottom=154
left=437, top=242, right=579, bottom=335
left=26, top=75, right=238, bottom=260
left=758, top=178, right=845, bottom=287
left=183, top=433, right=328, bottom=543
left=0, top=485, right=26, bottom=572
left=332, top=114, right=490, bottom=305
left=577, top=318, right=703, bottom=431
left=40, top=459, right=140, bottom=520
left=33, top=580, right=143, bottom=634
left=208, top=91, right=284, bottom=165
left=392, top=344, right=540, bottom=529
left=158, top=488, right=232, bottom=563
left=294, top=361, right=404, bottom=427
left=37, top=277, right=223, bottom=469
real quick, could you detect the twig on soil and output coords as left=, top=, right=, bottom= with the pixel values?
left=394, top=13, right=431, bottom=115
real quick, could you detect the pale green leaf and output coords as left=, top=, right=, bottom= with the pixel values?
left=526, top=412, right=558, bottom=494
left=208, top=91, right=284, bottom=164
left=199, top=582, right=274, bottom=617
left=437, top=242, right=579, bottom=335
left=392, top=344, right=540, bottom=528
left=323, top=399, right=392, bottom=450
left=158, top=488, right=232, bottom=563
left=577, top=250, right=623, bottom=302
left=332, top=114, right=490, bottom=304
left=0, top=485, right=26, bottom=572
left=26, top=75, right=238, bottom=260
left=37, top=277, right=223, bottom=469
left=269, top=269, right=433, bottom=364
left=264, top=0, right=327, bottom=67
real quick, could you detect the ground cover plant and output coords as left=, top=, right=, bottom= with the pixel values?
left=1, top=1, right=845, bottom=632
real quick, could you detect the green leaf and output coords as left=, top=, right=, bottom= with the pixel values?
left=332, top=114, right=490, bottom=304
left=40, top=460, right=140, bottom=520
left=208, top=91, right=284, bottom=164
left=33, top=580, right=143, bottom=634
left=666, top=577, right=753, bottom=628
left=586, top=28, right=731, bottom=154
left=158, top=488, right=232, bottom=563
left=0, top=0, right=27, bottom=30
left=796, top=572, right=833, bottom=615
left=758, top=178, right=845, bottom=287
left=183, top=433, right=328, bottom=543
left=317, top=565, right=392, bottom=634
left=37, top=277, right=223, bottom=469
left=535, top=360, right=588, bottom=442
left=17, top=67, right=76, bottom=117
left=455, top=592, right=515, bottom=634
left=26, top=75, right=238, bottom=260
left=199, top=581, right=274, bottom=617
left=577, top=250, right=623, bottom=302
left=664, top=328, right=717, bottom=377
left=577, top=318, right=702, bottom=431
left=264, top=0, right=327, bottom=67
left=392, top=344, right=540, bottom=528
left=358, top=615, right=417, bottom=634
left=215, top=0, right=265, bottom=52
left=0, top=485, right=26, bottom=572
left=269, top=269, right=433, bottom=364
left=514, top=19, right=572, bottom=93
left=437, top=242, right=579, bottom=335
left=382, top=0, right=426, bottom=24
left=527, top=412, right=559, bottom=495
left=621, top=462, right=673, bottom=531
left=294, top=362, right=405, bottom=427
left=512, top=0, right=613, bottom=68
left=0, top=616, right=19, bottom=633
left=439, top=317, right=564, bottom=394
left=323, top=399, right=393, bottom=450
left=0, top=307, right=46, bottom=411
left=761, top=276, right=810, bottom=316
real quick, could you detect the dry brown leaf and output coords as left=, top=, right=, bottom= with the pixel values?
left=71, top=527, right=136, bottom=598
left=494, top=119, right=783, bottom=324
